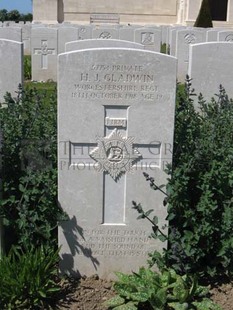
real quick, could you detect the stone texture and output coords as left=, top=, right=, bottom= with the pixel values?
left=78, top=26, right=92, bottom=40
left=65, top=39, right=145, bottom=52
left=58, top=48, right=177, bottom=279
left=218, top=31, right=233, bottom=42
left=92, top=28, right=119, bottom=40
left=31, top=27, right=58, bottom=81
left=188, top=42, right=233, bottom=106
left=134, top=28, right=161, bottom=51
left=0, top=39, right=23, bottom=101
left=22, top=24, right=31, bottom=55
left=58, top=26, right=79, bottom=54
left=119, top=27, right=135, bottom=42
left=176, top=29, right=205, bottom=82
left=0, top=27, right=22, bottom=42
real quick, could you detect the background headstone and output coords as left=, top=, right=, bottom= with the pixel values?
left=119, top=27, right=135, bottom=42
left=58, top=26, right=79, bottom=54
left=22, top=24, right=31, bottom=55
left=58, top=48, right=177, bottom=279
left=31, top=27, right=58, bottom=81
left=176, top=29, right=205, bottom=82
left=218, top=31, right=233, bottom=42
left=0, top=27, right=22, bottom=42
left=134, top=28, right=161, bottom=51
left=0, top=39, right=23, bottom=101
left=65, top=39, right=145, bottom=52
left=188, top=42, right=233, bottom=106
left=92, top=28, right=119, bottom=40
left=78, top=25, right=92, bottom=40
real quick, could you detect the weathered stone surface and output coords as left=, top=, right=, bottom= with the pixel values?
left=0, top=27, right=22, bottom=42
left=65, top=39, right=145, bottom=52
left=134, top=28, right=161, bottom=51
left=0, top=39, right=23, bottom=101
left=92, top=28, right=119, bottom=40
left=58, top=26, right=79, bottom=54
left=188, top=42, right=233, bottom=106
left=31, top=27, right=58, bottom=81
left=58, top=48, right=177, bottom=279
left=176, top=29, right=205, bottom=82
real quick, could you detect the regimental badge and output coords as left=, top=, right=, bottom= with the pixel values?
left=90, top=128, right=142, bottom=180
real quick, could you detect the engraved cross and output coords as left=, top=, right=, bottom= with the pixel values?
left=34, top=40, right=55, bottom=69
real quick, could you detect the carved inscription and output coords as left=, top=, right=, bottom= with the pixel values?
left=90, top=128, right=141, bottom=180
left=184, top=33, right=196, bottom=44
left=225, top=34, right=233, bottom=42
left=77, top=228, right=150, bottom=257
left=105, top=117, right=127, bottom=127
left=141, top=32, right=154, bottom=45
left=71, top=64, right=171, bottom=102
left=99, top=31, right=112, bottom=39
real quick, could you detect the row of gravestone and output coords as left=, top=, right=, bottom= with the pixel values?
left=3, top=23, right=233, bottom=82
left=1, top=37, right=233, bottom=278
left=1, top=36, right=233, bottom=103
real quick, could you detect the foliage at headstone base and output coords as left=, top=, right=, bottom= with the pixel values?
left=105, top=267, right=221, bottom=310
left=24, top=55, right=32, bottom=80
left=133, top=78, right=233, bottom=279
left=0, top=85, right=67, bottom=252
left=0, top=246, right=60, bottom=309
left=166, top=79, right=233, bottom=278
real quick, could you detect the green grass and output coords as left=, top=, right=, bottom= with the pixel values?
left=25, top=80, right=57, bottom=91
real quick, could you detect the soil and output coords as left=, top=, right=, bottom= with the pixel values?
left=57, top=275, right=233, bottom=310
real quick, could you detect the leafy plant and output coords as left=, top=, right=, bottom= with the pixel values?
left=24, top=55, right=32, bottom=80
left=0, top=246, right=60, bottom=309
left=105, top=267, right=222, bottom=310
left=0, top=84, right=67, bottom=252
left=167, top=80, right=233, bottom=277
left=132, top=78, right=233, bottom=279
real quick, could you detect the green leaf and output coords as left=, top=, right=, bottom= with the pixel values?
left=114, top=301, right=138, bottom=310
left=168, top=302, right=189, bottom=310
left=192, top=298, right=223, bottom=310
left=145, top=209, right=154, bottom=217
left=158, top=234, right=167, bottom=242
left=104, top=296, right=125, bottom=308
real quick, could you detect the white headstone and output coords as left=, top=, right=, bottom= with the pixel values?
left=169, top=26, right=186, bottom=56
left=22, top=24, right=31, bottom=55
left=65, top=39, right=145, bottom=52
left=0, top=39, right=23, bottom=101
left=31, top=27, right=58, bottom=81
left=0, top=27, right=22, bottom=42
left=176, top=29, right=205, bottom=82
left=119, top=27, right=135, bottom=42
left=134, top=28, right=161, bottom=51
left=92, top=28, right=119, bottom=40
left=58, top=26, right=79, bottom=54
left=78, top=25, right=93, bottom=40
left=58, top=48, right=177, bottom=279
left=188, top=42, right=233, bottom=106
left=218, top=31, right=233, bottom=42
left=206, top=28, right=226, bottom=42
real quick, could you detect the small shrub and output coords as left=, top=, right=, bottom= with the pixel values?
left=105, top=267, right=222, bottom=310
left=0, top=85, right=67, bottom=252
left=132, top=79, right=233, bottom=279
left=0, top=246, right=60, bottom=309
left=24, top=55, right=31, bottom=80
